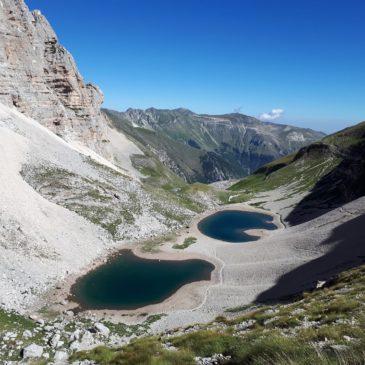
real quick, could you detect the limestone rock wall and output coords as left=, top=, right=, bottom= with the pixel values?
left=0, top=0, right=107, bottom=152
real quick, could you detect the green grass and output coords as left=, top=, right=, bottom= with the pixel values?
left=0, top=309, right=46, bottom=362
left=322, top=121, right=365, bottom=149
left=230, top=155, right=340, bottom=195
left=140, top=233, right=177, bottom=253
left=173, top=236, right=197, bottom=250
left=0, top=309, right=35, bottom=333
left=71, top=337, right=195, bottom=365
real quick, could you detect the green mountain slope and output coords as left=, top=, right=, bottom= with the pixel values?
left=230, top=121, right=365, bottom=224
left=104, top=108, right=324, bottom=183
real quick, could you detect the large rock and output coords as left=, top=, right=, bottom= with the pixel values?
left=49, top=333, right=61, bottom=348
left=0, top=0, right=108, bottom=153
left=54, top=350, right=68, bottom=363
left=22, top=343, right=43, bottom=358
left=94, top=322, right=110, bottom=337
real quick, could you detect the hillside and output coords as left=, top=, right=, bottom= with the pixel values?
left=0, top=102, right=224, bottom=313
left=105, top=108, right=324, bottom=183
left=230, top=121, right=365, bottom=224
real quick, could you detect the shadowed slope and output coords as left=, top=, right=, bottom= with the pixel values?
left=256, top=212, right=365, bottom=303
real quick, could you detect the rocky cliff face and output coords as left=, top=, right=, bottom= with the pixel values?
left=0, top=0, right=107, bottom=153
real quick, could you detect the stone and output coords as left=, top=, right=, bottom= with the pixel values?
left=94, top=322, right=110, bottom=337
left=234, top=319, right=255, bottom=331
left=316, top=280, right=327, bottom=289
left=54, top=350, right=68, bottom=362
left=36, top=318, right=45, bottom=326
left=22, top=343, right=43, bottom=358
left=49, top=333, right=61, bottom=348
left=70, top=329, right=82, bottom=341
left=69, top=341, right=81, bottom=352
left=195, top=353, right=232, bottom=365
left=330, top=344, right=349, bottom=352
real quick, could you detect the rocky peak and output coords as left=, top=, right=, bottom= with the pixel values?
left=0, top=0, right=108, bottom=153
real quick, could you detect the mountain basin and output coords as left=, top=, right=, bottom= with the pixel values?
left=198, top=210, right=277, bottom=243
left=70, top=249, right=215, bottom=310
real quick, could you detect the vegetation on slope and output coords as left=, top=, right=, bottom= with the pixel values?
left=173, top=236, right=197, bottom=250
left=104, top=108, right=324, bottom=183
left=230, top=121, right=365, bottom=193
left=72, top=264, right=365, bottom=364
left=230, top=121, right=365, bottom=223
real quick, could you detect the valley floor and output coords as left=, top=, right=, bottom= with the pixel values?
left=148, top=195, right=365, bottom=333
left=52, top=194, right=365, bottom=335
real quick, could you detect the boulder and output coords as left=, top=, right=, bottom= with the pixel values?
left=22, top=343, right=43, bottom=358
left=94, top=322, right=110, bottom=337
left=54, top=350, right=68, bottom=363
left=49, top=333, right=61, bottom=348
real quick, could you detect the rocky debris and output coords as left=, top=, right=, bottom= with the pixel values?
left=22, top=343, right=43, bottom=358
left=22, top=330, right=32, bottom=339
left=234, top=319, right=255, bottom=331
left=70, top=329, right=82, bottom=342
left=94, top=322, right=110, bottom=337
left=54, top=350, right=68, bottom=363
left=330, top=344, right=350, bottom=352
left=195, top=353, right=231, bottom=365
left=263, top=317, right=278, bottom=326
left=300, top=317, right=320, bottom=329
left=3, top=331, right=17, bottom=341
left=49, top=333, right=61, bottom=348
left=162, top=342, right=177, bottom=351
left=316, top=280, right=327, bottom=289
left=29, top=314, right=45, bottom=325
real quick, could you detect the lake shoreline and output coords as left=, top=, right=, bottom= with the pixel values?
left=42, top=202, right=283, bottom=324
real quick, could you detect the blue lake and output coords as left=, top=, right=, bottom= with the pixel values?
left=198, top=210, right=277, bottom=243
left=71, top=249, right=214, bottom=310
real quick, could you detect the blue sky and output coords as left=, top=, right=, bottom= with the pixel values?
left=26, top=0, right=365, bottom=133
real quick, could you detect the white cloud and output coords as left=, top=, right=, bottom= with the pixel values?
left=258, top=108, right=284, bottom=121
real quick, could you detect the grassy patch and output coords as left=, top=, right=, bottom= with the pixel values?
left=71, top=337, right=195, bottom=365
left=171, top=330, right=241, bottom=358
left=173, top=236, right=197, bottom=250
left=141, top=233, right=177, bottom=253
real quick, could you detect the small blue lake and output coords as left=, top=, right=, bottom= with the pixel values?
left=71, top=249, right=214, bottom=310
left=198, top=210, right=277, bottom=243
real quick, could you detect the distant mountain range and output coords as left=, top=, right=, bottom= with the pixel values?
left=105, top=108, right=325, bottom=183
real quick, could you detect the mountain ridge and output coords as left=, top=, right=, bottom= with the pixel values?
left=230, top=120, right=365, bottom=225
left=105, top=107, right=325, bottom=183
